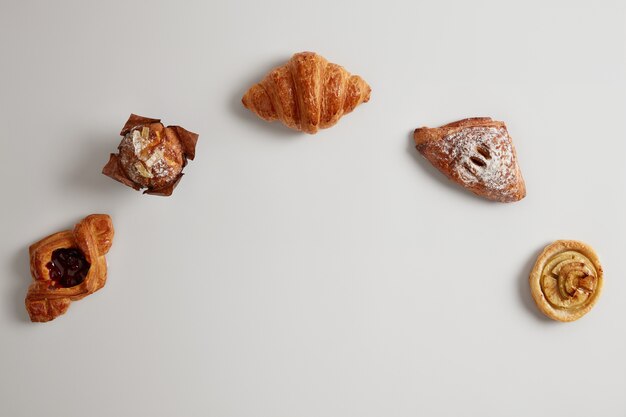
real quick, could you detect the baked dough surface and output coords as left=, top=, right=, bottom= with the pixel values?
left=529, top=240, right=603, bottom=322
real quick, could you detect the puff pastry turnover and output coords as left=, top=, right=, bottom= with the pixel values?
left=242, top=52, right=371, bottom=134
left=26, top=214, right=114, bottom=322
left=529, top=240, right=603, bottom=322
left=413, top=117, right=526, bottom=202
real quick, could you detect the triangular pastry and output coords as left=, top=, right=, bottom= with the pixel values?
left=413, top=117, right=526, bottom=202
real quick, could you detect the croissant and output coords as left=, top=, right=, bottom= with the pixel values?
left=529, top=240, right=603, bottom=322
left=413, top=117, right=526, bottom=202
left=242, top=52, right=371, bottom=134
left=26, top=214, right=114, bottom=322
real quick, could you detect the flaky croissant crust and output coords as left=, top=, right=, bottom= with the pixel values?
left=242, top=52, right=371, bottom=134
left=26, top=214, right=114, bottom=322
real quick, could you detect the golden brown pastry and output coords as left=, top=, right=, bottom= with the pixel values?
left=102, top=114, right=198, bottom=196
left=26, top=214, right=114, bottom=322
left=413, top=117, right=526, bottom=202
left=529, top=240, right=603, bottom=322
left=242, top=52, right=371, bottom=134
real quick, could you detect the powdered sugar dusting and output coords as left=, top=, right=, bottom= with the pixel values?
left=124, top=128, right=174, bottom=179
left=433, top=126, right=519, bottom=199
left=151, top=158, right=173, bottom=179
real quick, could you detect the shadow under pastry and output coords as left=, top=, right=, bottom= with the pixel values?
left=10, top=245, right=33, bottom=323
left=517, top=243, right=555, bottom=323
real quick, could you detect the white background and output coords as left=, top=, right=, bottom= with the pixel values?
left=1, top=1, right=625, bottom=416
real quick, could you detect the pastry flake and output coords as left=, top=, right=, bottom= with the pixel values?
left=242, top=52, right=371, bottom=134
left=413, top=117, right=526, bottom=202
left=26, top=214, right=114, bottom=322
left=529, top=240, right=603, bottom=322
left=102, top=114, right=199, bottom=196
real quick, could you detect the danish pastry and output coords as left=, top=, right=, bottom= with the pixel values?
left=103, top=114, right=198, bottom=196
left=413, top=117, right=526, bottom=202
left=529, top=240, right=603, bottom=322
left=242, top=52, right=371, bottom=134
left=26, top=214, right=114, bottom=322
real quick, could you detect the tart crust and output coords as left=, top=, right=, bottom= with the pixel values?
left=529, top=240, right=603, bottom=322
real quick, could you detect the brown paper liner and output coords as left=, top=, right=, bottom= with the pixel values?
left=102, top=154, right=141, bottom=190
left=103, top=114, right=199, bottom=196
